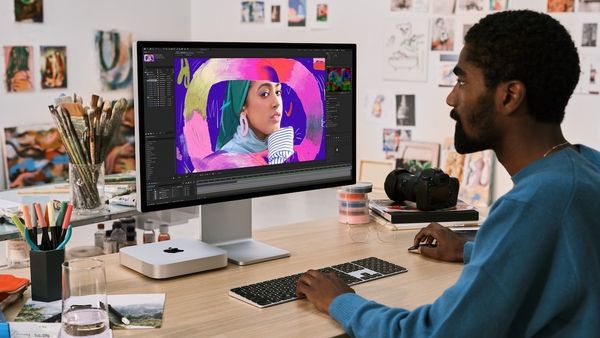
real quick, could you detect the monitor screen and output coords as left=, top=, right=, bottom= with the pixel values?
left=134, top=42, right=356, bottom=213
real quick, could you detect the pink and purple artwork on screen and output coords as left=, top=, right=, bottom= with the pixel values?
left=174, top=58, right=326, bottom=173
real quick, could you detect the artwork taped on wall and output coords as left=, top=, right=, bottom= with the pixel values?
left=2, top=124, right=69, bottom=188
left=40, top=46, right=67, bottom=89
left=383, top=128, right=412, bottom=154
left=383, top=19, right=429, bottom=82
left=14, top=0, right=43, bottom=23
left=95, top=30, right=133, bottom=91
left=366, top=90, right=395, bottom=124
left=431, top=17, right=454, bottom=51
left=241, top=1, right=265, bottom=23
left=393, top=141, right=440, bottom=174
left=4, top=46, right=34, bottom=93
left=288, top=0, right=307, bottom=27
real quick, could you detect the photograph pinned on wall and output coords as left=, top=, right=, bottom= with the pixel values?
left=383, top=128, right=412, bottom=157
left=241, top=1, right=265, bottom=23
left=459, top=150, right=495, bottom=210
left=40, top=46, right=67, bottom=89
left=440, top=137, right=465, bottom=185
left=458, top=0, right=484, bottom=12
left=395, top=94, right=416, bottom=126
left=4, top=46, right=34, bottom=93
left=2, top=124, right=69, bottom=188
left=575, top=54, right=600, bottom=94
left=438, top=54, right=459, bottom=87
left=288, top=0, right=307, bottom=27
left=326, top=67, right=352, bottom=92
left=365, top=90, right=395, bottom=124
left=307, top=0, right=331, bottom=29
left=383, top=19, right=429, bottom=81
left=547, top=0, right=574, bottom=12
left=578, top=0, right=600, bottom=12
left=95, top=30, right=133, bottom=91
left=489, top=0, right=509, bottom=11
left=433, top=0, right=457, bottom=14
left=431, top=17, right=454, bottom=51
left=14, top=0, right=43, bottom=23
left=582, top=23, right=598, bottom=47
left=393, top=141, right=440, bottom=174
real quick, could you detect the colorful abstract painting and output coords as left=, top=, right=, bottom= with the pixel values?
left=3, top=124, right=69, bottom=188
left=95, top=30, right=133, bottom=90
left=40, top=46, right=67, bottom=89
left=4, top=46, right=34, bottom=93
left=14, top=0, right=43, bottom=22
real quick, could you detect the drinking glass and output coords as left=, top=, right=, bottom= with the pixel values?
left=61, top=258, right=110, bottom=337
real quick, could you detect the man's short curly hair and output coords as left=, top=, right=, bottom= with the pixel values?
left=464, top=10, right=580, bottom=124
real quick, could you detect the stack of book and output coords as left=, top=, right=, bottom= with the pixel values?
left=369, top=199, right=479, bottom=224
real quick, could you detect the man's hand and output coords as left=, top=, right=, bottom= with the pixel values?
left=413, top=222, right=467, bottom=262
left=296, top=270, right=355, bottom=313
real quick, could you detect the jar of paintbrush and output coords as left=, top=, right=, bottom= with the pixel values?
left=48, top=94, right=127, bottom=214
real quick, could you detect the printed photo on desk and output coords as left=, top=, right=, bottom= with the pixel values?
left=2, top=124, right=69, bottom=188
left=14, top=293, right=166, bottom=329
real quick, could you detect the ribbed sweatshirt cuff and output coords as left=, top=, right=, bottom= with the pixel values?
left=329, top=293, right=371, bottom=327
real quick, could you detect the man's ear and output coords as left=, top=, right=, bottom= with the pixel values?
left=496, top=80, right=526, bottom=116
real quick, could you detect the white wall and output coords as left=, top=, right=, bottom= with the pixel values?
left=1, top=0, right=598, bottom=199
left=190, top=0, right=600, bottom=202
left=0, top=0, right=191, bottom=188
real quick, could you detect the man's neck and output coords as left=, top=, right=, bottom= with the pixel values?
left=494, top=122, right=566, bottom=176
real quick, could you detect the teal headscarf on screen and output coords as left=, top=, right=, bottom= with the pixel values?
left=216, top=80, right=251, bottom=150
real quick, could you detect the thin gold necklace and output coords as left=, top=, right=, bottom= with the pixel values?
left=543, top=141, right=571, bottom=157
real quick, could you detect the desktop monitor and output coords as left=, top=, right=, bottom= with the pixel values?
left=134, top=41, right=356, bottom=265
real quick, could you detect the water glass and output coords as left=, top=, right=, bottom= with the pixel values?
left=61, top=258, right=109, bottom=337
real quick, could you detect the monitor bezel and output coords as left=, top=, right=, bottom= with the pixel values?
left=134, top=41, right=357, bottom=213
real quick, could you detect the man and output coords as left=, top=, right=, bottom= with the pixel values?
left=296, top=10, right=600, bottom=337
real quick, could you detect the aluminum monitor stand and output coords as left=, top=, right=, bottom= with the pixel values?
left=200, top=199, right=290, bottom=265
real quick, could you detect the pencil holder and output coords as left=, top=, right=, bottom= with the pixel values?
left=69, top=162, right=106, bottom=214
left=30, top=248, right=65, bottom=302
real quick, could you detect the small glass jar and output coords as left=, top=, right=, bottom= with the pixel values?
left=7, top=237, right=30, bottom=268
left=69, top=162, right=106, bottom=214
left=143, top=229, right=155, bottom=244
left=157, top=224, right=170, bottom=242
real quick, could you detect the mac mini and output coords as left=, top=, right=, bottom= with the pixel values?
left=119, top=239, right=228, bottom=279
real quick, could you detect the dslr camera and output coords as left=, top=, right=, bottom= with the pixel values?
left=384, top=168, right=459, bottom=211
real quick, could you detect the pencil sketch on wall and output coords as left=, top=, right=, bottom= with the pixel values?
left=383, top=20, right=429, bottom=81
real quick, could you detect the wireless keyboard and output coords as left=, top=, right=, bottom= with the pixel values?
left=229, top=257, right=408, bottom=308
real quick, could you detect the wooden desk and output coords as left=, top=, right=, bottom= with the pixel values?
left=4, top=218, right=462, bottom=337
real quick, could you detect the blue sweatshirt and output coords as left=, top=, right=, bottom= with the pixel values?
left=330, top=145, right=600, bottom=337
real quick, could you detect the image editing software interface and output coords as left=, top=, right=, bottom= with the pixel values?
left=137, top=42, right=356, bottom=212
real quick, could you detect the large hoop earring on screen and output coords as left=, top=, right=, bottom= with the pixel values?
left=239, top=113, right=249, bottom=137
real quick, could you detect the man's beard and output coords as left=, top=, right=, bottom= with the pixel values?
left=451, top=94, right=496, bottom=154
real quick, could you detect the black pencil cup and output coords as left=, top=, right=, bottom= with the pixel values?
left=30, top=248, right=65, bottom=302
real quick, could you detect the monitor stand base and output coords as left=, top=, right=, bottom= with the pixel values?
left=217, top=239, right=290, bottom=266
